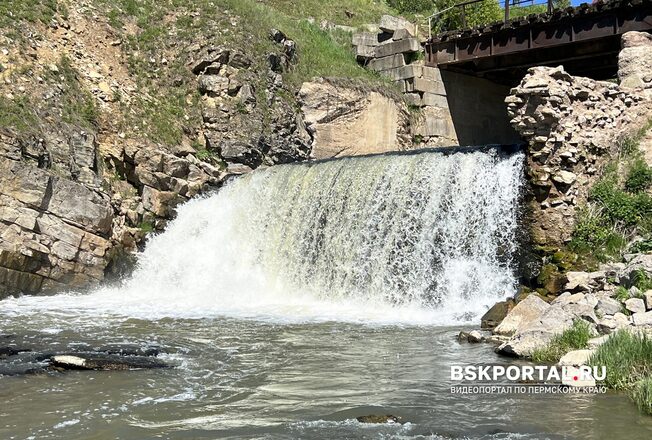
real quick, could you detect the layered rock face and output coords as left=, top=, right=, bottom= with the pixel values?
left=0, top=129, right=222, bottom=298
left=191, top=34, right=312, bottom=173
left=299, top=79, right=411, bottom=159
left=0, top=146, right=111, bottom=295
left=507, top=60, right=652, bottom=246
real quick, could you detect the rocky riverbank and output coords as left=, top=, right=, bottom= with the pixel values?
left=479, top=254, right=652, bottom=357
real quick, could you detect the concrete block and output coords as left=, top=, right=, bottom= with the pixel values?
left=422, top=92, right=449, bottom=108
left=394, top=80, right=408, bottom=93
left=378, top=32, right=393, bottom=44
left=422, top=66, right=443, bottom=82
left=379, top=15, right=416, bottom=36
left=374, top=38, right=420, bottom=58
left=368, top=54, right=405, bottom=72
left=393, top=28, right=414, bottom=41
left=355, top=45, right=375, bottom=59
left=413, top=106, right=456, bottom=138
left=352, top=32, right=380, bottom=47
left=413, top=77, right=446, bottom=95
left=382, top=65, right=423, bottom=81
left=403, top=93, right=422, bottom=107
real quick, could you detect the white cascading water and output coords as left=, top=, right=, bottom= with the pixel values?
left=2, top=149, right=524, bottom=325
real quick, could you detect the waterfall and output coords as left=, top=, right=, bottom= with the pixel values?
left=3, top=149, right=524, bottom=325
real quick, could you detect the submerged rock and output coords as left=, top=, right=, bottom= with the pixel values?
left=457, top=330, right=484, bottom=343
left=51, top=354, right=168, bottom=371
left=0, top=346, right=31, bottom=357
left=356, top=414, right=403, bottom=424
left=94, top=344, right=161, bottom=357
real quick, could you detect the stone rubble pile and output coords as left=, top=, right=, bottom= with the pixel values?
left=352, top=15, right=457, bottom=145
left=482, top=254, right=652, bottom=358
left=507, top=31, right=652, bottom=247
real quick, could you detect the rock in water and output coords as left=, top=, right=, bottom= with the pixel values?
left=558, top=349, right=595, bottom=367
left=481, top=300, right=515, bottom=329
left=51, top=354, right=168, bottom=371
left=356, top=414, right=403, bottom=424
left=493, top=295, right=549, bottom=336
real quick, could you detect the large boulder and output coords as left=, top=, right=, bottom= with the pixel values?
left=493, top=294, right=549, bottom=336
left=480, top=299, right=515, bottom=329
left=596, top=296, right=622, bottom=316
left=496, top=304, right=575, bottom=357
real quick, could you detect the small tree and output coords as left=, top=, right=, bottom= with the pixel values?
left=432, top=0, right=502, bottom=32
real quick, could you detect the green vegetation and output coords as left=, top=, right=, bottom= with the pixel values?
left=138, top=220, right=155, bottom=234
left=531, top=320, right=591, bottom=363
left=589, top=330, right=652, bottom=415
left=631, top=269, right=652, bottom=292
left=590, top=330, right=652, bottom=389
left=625, top=158, right=652, bottom=193
left=0, top=95, right=39, bottom=134
left=0, top=0, right=59, bottom=27
left=388, top=0, right=571, bottom=32
left=615, top=285, right=631, bottom=302
left=81, top=0, right=396, bottom=146
left=569, top=126, right=652, bottom=266
left=0, top=54, right=97, bottom=138
left=429, top=0, right=503, bottom=32
left=55, top=56, right=99, bottom=129
left=633, top=378, right=652, bottom=415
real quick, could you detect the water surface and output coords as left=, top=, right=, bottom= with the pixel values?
left=1, top=315, right=650, bottom=440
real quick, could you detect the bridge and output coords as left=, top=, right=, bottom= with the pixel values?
left=425, top=0, right=652, bottom=84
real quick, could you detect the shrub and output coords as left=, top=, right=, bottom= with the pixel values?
left=531, top=320, right=591, bottom=363
left=625, top=158, right=652, bottom=193
left=387, top=0, right=434, bottom=14
left=569, top=208, right=627, bottom=264
left=589, top=330, right=652, bottom=389
left=631, top=269, right=652, bottom=292
left=591, top=179, right=652, bottom=227
left=431, top=0, right=502, bottom=32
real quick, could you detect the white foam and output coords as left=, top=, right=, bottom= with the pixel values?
left=1, top=150, right=524, bottom=326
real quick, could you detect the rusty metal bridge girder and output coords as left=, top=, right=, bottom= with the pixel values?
left=425, top=1, right=652, bottom=84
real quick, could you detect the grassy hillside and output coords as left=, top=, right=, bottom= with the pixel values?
left=0, top=0, right=398, bottom=151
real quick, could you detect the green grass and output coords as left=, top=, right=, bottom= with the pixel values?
left=589, top=330, right=652, bottom=416
left=590, top=330, right=652, bottom=390
left=569, top=208, right=627, bottom=266
left=55, top=56, right=99, bottom=129
left=0, top=54, right=97, bottom=139
left=0, top=0, right=59, bottom=27
left=615, top=286, right=631, bottom=303
left=633, top=378, right=652, bottom=415
left=0, top=94, right=39, bottom=134
left=531, top=320, right=592, bottom=363
left=569, top=124, right=652, bottom=265
left=625, top=158, right=652, bottom=193
left=631, top=269, right=652, bottom=292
